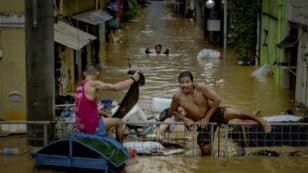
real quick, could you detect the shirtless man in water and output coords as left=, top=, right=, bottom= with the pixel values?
left=170, top=71, right=271, bottom=155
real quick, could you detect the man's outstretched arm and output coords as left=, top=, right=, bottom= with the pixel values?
left=90, top=72, right=139, bottom=91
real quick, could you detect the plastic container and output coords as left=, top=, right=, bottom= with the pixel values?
left=110, top=2, right=118, bottom=11
left=100, top=99, right=113, bottom=110
left=127, top=148, right=136, bottom=158
left=252, top=64, right=271, bottom=78
left=60, top=111, right=74, bottom=117
left=122, top=105, right=147, bottom=123
left=1, top=147, right=21, bottom=155
left=197, top=49, right=221, bottom=59
left=106, top=18, right=119, bottom=30
left=152, top=97, right=172, bottom=113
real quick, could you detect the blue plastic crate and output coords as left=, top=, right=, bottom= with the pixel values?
left=33, top=131, right=129, bottom=172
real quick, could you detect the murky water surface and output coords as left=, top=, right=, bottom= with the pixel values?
left=1, top=1, right=306, bottom=173
left=100, top=1, right=294, bottom=115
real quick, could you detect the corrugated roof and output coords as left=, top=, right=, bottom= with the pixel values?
left=72, top=10, right=113, bottom=25
left=54, top=21, right=96, bottom=50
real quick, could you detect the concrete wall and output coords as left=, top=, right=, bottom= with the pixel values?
left=295, top=29, right=308, bottom=108
left=0, top=0, right=24, bottom=13
left=57, top=47, right=75, bottom=94
left=62, top=0, right=96, bottom=17
left=0, top=29, right=26, bottom=120
left=288, top=0, right=308, bottom=108
left=0, top=0, right=26, bottom=120
left=260, top=0, right=287, bottom=87
left=287, top=0, right=308, bottom=26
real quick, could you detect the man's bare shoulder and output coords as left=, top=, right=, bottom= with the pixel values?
left=194, top=82, right=209, bottom=90
left=172, top=89, right=183, bottom=100
left=87, top=80, right=104, bottom=88
left=194, top=82, right=215, bottom=95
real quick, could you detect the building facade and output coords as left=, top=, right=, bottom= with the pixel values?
left=260, top=0, right=287, bottom=86
left=54, top=0, right=109, bottom=95
left=287, top=0, right=308, bottom=109
left=0, top=0, right=26, bottom=120
left=260, top=0, right=308, bottom=110
left=0, top=0, right=111, bottom=120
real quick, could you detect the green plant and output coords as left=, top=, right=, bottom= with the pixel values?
left=123, top=0, right=141, bottom=22
left=228, top=0, right=260, bottom=65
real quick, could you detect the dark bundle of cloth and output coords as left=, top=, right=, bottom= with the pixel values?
left=112, top=70, right=145, bottom=119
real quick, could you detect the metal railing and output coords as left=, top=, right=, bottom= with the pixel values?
left=1, top=120, right=308, bottom=157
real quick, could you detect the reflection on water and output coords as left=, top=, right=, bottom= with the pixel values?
left=1, top=153, right=308, bottom=173
left=123, top=156, right=308, bottom=173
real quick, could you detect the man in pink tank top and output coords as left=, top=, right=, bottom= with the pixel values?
left=75, top=64, right=140, bottom=143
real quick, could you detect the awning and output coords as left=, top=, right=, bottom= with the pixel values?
left=54, top=21, right=96, bottom=50
left=71, top=10, right=113, bottom=25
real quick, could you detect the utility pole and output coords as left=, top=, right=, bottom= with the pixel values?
left=25, top=0, right=54, bottom=145
left=223, top=0, right=227, bottom=49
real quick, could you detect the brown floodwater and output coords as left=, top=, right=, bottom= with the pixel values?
left=1, top=1, right=307, bottom=173
left=95, top=1, right=306, bottom=173
left=99, top=1, right=295, bottom=115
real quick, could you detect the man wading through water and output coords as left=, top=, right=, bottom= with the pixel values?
left=170, top=71, right=271, bottom=155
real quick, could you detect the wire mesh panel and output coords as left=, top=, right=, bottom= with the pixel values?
left=222, top=123, right=308, bottom=157
left=54, top=121, right=77, bottom=139
left=54, top=104, right=76, bottom=139
left=122, top=121, right=215, bottom=156
left=122, top=121, right=308, bottom=158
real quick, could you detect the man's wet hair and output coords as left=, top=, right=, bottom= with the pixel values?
left=155, top=44, right=162, bottom=49
left=84, top=64, right=98, bottom=75
left=178, top=71, right=193, bottom=82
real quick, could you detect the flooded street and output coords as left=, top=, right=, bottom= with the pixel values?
left=1, top=149, right=308, bottom=173
left=123, top=155, right=308, bottom=173
left=97, top=1, right=307, bottom=173
left=1, top=1, right=307, bottom=173
left=100, top=1, right=294, bottom=116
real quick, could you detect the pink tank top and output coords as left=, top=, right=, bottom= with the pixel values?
left=75, top=80, right=99, bottom=134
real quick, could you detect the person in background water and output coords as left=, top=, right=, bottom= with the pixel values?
left=170, top=70, right=271, bottom=155
left=154, top=44, right=162, bottom=54
left=145, top=44, right=169, bottom=55
left=75, top=64, right=140, bottom=143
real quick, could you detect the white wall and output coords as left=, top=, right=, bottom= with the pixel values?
left=287, top=0, right=308, bottom=25
left=295, top=28, right=308, bottom=108
left=288, top=0, right=308, bottom=109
